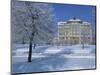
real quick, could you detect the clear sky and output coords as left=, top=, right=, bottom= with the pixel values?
left=49, top=3, right=96, bottom=31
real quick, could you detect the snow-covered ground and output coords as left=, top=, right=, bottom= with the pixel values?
left=11, top=44, right=96, bottom=74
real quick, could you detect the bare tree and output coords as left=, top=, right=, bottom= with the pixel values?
left=11, top=1, right=56, bottom=62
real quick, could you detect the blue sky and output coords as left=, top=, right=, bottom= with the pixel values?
left=49, top=3, right=96, bottom=31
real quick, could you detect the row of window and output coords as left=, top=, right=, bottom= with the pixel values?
left=59, top=37, right=79, bottom=40
left=59, top=37, right=90, bottom=40
left=59, top=30, right=91, bottom=35
left=59, top=32, right=80, bottom=35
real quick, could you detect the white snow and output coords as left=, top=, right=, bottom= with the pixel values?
left=72, top=49, right=91, bottom=54
left=12, top=44, right=96, bottom=73
left=62, top=54, right=95, bottom=59
left=44, top=46, right=64, bottom=54
left=12, top=44, right=95, bottom=57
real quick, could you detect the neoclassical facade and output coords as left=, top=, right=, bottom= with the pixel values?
left=57, top=18, right=92, bottom=45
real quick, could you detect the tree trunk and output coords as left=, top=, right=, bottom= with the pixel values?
left=82, top=43, right=84, bottom=49
left=28, top=32, right=35, bottom=62
left=22, top=37, right=25, bottom=44
left=33, top=43, right=36, bottom=49
left=28, top=40, right=33, bottom=62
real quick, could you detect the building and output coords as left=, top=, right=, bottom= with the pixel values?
left=57, top=18, right=92, bottom=45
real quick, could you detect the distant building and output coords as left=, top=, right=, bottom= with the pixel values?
left=57, top=18, right=92, bottom=45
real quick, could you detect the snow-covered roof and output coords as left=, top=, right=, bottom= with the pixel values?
left=68, top=18, right=82, bottom=22
left=57, top=18, right=91, bottom=26
left=82, top=21, right=91, bottom=25
left=58, top=22, right=67, bottom=25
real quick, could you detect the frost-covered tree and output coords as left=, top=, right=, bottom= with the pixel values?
left=11, top=0, right=56, bottom=62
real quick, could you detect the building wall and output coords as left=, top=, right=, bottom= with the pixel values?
left=57, top=19, right=92, bottom=45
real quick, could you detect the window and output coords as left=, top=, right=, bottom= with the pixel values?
left=59, top=37, right=65, bottom=40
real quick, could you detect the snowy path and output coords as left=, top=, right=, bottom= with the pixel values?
left=12, top=45, right=96, bottom=73
left=44, top=46, right=65, bottom=54
left=13, top=53, right=95, bottom=59
left=12, top=45, right=96, bottom=60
